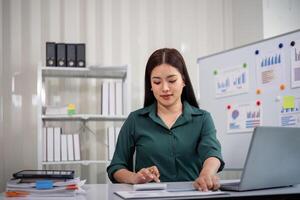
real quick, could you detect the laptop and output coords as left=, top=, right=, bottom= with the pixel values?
left=221, top=126, right=300, bottom=191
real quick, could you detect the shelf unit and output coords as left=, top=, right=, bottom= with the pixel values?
left=42, top=160, right=110, bottom=165
left=42, top=114, right=127, bottom=121
left=37, top=65, right=131, bottom=171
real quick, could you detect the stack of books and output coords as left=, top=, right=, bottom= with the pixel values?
left=5, top=170, right=86, bottom=198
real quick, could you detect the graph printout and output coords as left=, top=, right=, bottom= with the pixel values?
left=256, top=49, right=285, bottom=90
left=280, top=97, right=300, bottom=127
left=227, top=102, right=262, bottom=133
left=214, top=65, right=249, bottom=98
left=291, top=40, right=300, bottom=88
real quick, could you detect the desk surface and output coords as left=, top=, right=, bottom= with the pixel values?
left=1, top=181, right=300, bottom=200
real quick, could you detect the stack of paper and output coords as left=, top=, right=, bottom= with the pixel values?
left=5, top=178, right=86, bottom=197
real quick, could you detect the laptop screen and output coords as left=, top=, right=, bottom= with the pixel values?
left=225, top=126, right=300, bottom=191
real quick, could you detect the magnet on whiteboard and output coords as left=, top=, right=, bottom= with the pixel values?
left=256, top=89, right=261, bottom=95
left=256, top=100, right=261, bottom=106
left=290, top=41, right=295, bottom=46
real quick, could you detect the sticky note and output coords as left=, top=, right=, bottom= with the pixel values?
left=36, top=180, right=53, bottom=189
left=283, top=96, right=295, bottom=109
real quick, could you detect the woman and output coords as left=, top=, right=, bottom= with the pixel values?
left=107, top=48, right=224, bottom=191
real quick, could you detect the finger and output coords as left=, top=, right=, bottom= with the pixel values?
left=136, top=170, right=146, bottom=180
left=150, top=166, right=160, bottom=181
left=205, top=176, right=213, bottom=190
left=153, top=175, right=160, bottom=183
left=140, top=168, right=154, bottom=181
left=145, top=167, right=160, bottom=182
left=212, top=176, right=220, bottom=191
left=199, top=178, right=208, bottom=192
left=193, top=179, right=200, bottom=190
left=151, top=166, right=160, bottom=178
left=133, top=171, right=147, bottom=184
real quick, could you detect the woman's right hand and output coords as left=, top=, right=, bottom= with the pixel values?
left=131, top=166, right=160, bottom=184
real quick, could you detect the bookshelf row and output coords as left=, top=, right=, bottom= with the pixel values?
left=42, top=114, right=127, bottom=122
left=43, top=79, right=125, bottom=117
left=43, top=127, right=80, bottom=163
left=42, top=126, right=120, bottom=165
left=41, top=65, right=127, bottom=79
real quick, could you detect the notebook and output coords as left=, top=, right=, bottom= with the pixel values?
left=221, top=126, right=300, bottom=191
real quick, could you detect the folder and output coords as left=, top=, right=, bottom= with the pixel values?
left=46, top=127, right=54, bottom=162
left=54, top=127, right=61, bottom=162
left=61, top=134, right=68, bottom=161
left=115, top=81, right=123, bottom=116
left=101, top=81, right=109, bottom=116
left=67, top=134, right=74, bottom=161
left=73, top=134, right=81, bottom=161
left=109, top=81, right=116, bottom=116
left=43, top=127, right=47, bottom=162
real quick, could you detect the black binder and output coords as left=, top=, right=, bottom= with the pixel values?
left=56, top=43, right=66, bottom=67
left=67, top=44, right=76, bottom=67
left=76, top=43, right=85, bottom=67
left=46, top=42, right=56, bottom=66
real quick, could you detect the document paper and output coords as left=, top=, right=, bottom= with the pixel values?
left=115, top=190, right=226, bottom=199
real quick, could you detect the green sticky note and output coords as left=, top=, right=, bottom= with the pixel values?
left=283, top=96, right=295, bottom=109
left=68, top=109, right=76, bottom=115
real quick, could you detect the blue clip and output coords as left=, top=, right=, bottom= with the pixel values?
left=36, top=180, right=53, bottom=189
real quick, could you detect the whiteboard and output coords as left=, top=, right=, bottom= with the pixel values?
left=197, top=29, right=300, bottom=169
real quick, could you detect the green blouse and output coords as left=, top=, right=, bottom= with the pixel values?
left=107, top=101, right=224, bottom=183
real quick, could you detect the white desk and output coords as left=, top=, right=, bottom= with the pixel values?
left=1, top=182, right=300, bottom=199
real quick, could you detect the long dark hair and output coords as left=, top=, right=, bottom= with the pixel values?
left=144, top=48, right=199, bottom=108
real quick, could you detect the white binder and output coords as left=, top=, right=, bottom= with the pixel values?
left=46, top=127, right=54, bottom=162
left=101, top=81, right=109, bottom=116
left=61, top=134, right=68, bottom=161
left=54, top=127, right=61, bottom=162
left=73, top=134, right=81, bottom=161
left=115, top=81, right=123, bottom=116
left=67, top=134, right=74, bottom=161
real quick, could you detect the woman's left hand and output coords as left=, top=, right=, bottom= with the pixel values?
left=193, top=172, right=220, bottom=192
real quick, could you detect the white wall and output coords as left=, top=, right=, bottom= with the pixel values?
left=263, top=0, right=300, bottom=38
left=0, top=0, right=4, bottom=192
left=0, top=0, right=265, bottom=191
left=232, top=0, right=263, bottom=47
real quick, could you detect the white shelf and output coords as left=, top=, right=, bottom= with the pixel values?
left=37, top=62, right=132, bottom=182
left=42, top=160, right=110, bottom=165
left=41, top=65, right=127, bottom=79
left=42, top=114, right=127, bottom=121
